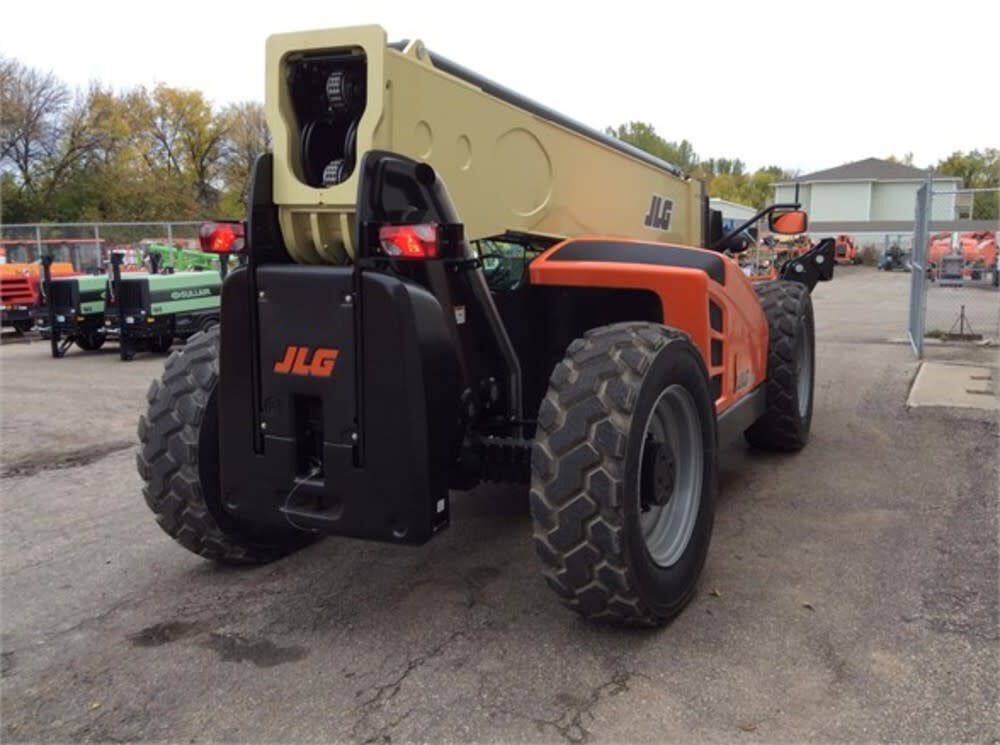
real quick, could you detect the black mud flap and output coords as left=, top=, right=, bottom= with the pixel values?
left=781, top=238, right=835, bottom=291
left=218, top=265, right=461, bottom=544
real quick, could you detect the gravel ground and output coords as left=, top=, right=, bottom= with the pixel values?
left=1, top=266, right=997, bottom=743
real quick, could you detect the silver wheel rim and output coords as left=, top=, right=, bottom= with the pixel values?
left=638, top=384, right=703, bottom=568
left=796, top=316, right=812, bottom=419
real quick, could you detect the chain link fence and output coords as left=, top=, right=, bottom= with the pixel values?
left=0, top=222, right=203, bottom=273
left=909, top=186, right=1000, bottom=357
left=925, top=263, right=999, bottom=343
left=851, top=233, right=914, bottom=267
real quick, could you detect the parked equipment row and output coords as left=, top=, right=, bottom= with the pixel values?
left=40, top=255, right=223, bottom=360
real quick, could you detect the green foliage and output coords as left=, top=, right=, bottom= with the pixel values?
left=708, top=168, right=786, bottom=209
left=1, top=56, right=267, bottom=223
left=217, top=101, right=271, bottom=218
left=605, top=122, right=700, bottom=172
left=700, top=158, right=746, bottom=178
left=607, top=120, right=788, bottom=209
left=935, top=149, right=999, bottom=219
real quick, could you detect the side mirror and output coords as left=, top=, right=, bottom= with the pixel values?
left=769, top=209, right=808, bottom=235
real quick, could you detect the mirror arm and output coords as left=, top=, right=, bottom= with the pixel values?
left=710, top=202, right=801, bottom=251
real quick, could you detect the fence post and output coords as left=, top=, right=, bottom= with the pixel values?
left=42, top=256, right=62, bottom=358
left=165, top=223, right=175, bottom=268
left=908, top=180, right=932, bottom=358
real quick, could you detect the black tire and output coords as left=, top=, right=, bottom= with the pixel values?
left=198, top=316, right=220, bottom=334
left=745, top=281, right=814, bottom=451
left=137, top=327, right=312, bottom=564
left=12, top=320, right=32, bottom=335
left=530, top=322, right=718, bottom=627
left=75, top=332, right=105, bottom=351
left=150, top=335, right=173, bottom=354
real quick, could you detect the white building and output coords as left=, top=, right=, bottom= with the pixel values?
left=771, top=157, right=992, bottom=248
left=709, top=198, right=756, bottom=232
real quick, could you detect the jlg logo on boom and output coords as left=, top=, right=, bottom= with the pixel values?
left=643, top=193, right=673, bottom=231
left=273, top=346, right=339, bottom=377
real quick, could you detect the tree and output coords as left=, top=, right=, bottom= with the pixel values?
left=2, top=60, right=248, bottom=223
left=36, top=86, right=109, bottom=211
left=0, top=57, right=69, bottom=186
left=701, top=158, right=746, bottom=178
left=706, top=165, right=788, bottom=209
left=606, top=121, right=700, bottom=172
left=937, top=149, right=1000, bottom=220
left=741, top=166, right=788, bottom=209
left=129, top=85, right=228, bottom=213
left=605, top=121, right=786, bottom=209
left=1, top=56, right=72, bottom=216
left=0, top=63, right=131, bottom=221
left=218, top=101, right=271, bottom=216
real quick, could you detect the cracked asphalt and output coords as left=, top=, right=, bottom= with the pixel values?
left=1, top=267, right=997, bottom=743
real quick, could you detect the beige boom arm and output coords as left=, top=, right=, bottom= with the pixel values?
left=267, top=25, right=703, bottom=264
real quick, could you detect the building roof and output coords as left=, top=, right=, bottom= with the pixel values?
left=776, top=157, right=961, bottom=185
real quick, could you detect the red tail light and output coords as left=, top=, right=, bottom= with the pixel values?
left=378, top=224, right=438, bottom=259
left=199, top=221, right=245, bottom=253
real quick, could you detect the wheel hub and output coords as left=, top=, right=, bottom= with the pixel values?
left=641, top=438, right=676, bottom=509
left=637, top=385, right=704, bottom=568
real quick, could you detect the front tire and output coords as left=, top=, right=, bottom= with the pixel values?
left=531, top=322, right=718, bottom=626
left=149, top=335, right=173, bottom=354
left=137, top=327, right=312, bottom=564
left=76, top=332, right=105, bottom=351
left=745, top=281, right=815, bottom=451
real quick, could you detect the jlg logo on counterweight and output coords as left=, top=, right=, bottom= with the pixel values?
left=273, top=346, right=339, bottom=377
left=643, top=194, right=673, bottom=231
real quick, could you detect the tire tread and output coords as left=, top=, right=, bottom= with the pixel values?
left=530, top=322, right=693, bottom=626
left=136, top=327, right=298, bottom=564
left=745, top=280, right=812, bottom=451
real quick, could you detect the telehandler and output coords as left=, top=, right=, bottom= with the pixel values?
left=137, top=26, right=833, bottom=626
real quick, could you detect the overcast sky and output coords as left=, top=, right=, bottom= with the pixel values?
left=3, top=0, right=997, bottom=174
